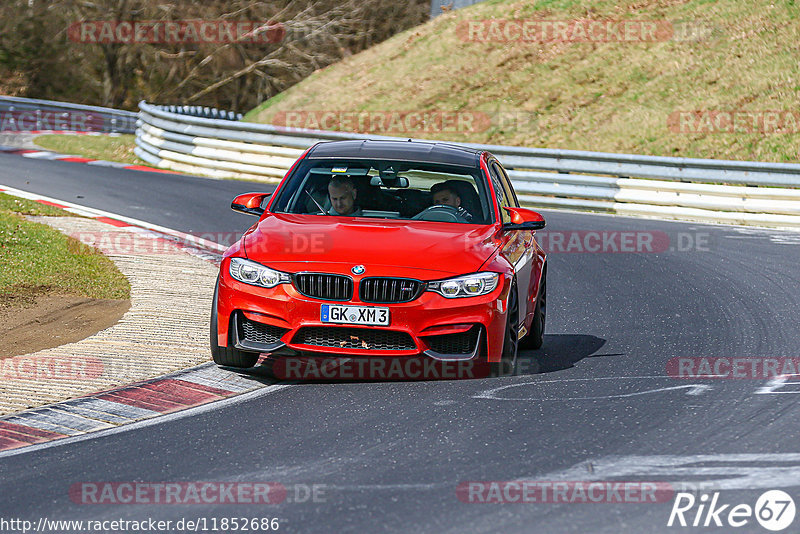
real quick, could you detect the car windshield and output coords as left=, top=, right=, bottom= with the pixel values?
left=270, top=159, right=494, bottom=224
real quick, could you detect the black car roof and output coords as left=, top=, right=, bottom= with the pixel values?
left=305, top=140, right=482, bottom=167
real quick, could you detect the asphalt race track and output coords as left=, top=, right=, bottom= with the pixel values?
left=2, top=154, right=800, bottom=533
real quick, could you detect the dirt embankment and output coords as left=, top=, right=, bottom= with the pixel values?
left=0, top=290, right=129, bottom=359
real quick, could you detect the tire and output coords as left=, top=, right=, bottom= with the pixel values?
left=210, top=278, right=259, bottom=368
left=520, top=270, right=546, bottom=350
left=490, top=283, right=519, bottom=377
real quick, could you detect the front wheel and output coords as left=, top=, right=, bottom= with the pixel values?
left=520, top=271, right=546, bottom=350
left=490, top=283, right=519, bottom=377
left=210, top=278, right=259, bottom=368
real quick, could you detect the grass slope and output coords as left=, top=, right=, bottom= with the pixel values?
left=245, top=0, right=800, bottom=163
left=34, top=134, right=142, bottom=166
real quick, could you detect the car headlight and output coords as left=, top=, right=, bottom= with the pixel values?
left=427, top=272, right=500, bottom=298
left=229, top=258, right=291, bottom=288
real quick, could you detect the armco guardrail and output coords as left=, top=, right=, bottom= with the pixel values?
left=136, top=100, right=800, bottom=228
left=0, top=95, right=138, bottom=134
left=156, top=105, right=243, bottom=121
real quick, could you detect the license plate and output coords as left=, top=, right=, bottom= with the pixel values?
left=321, top=304, right=389, bottom=326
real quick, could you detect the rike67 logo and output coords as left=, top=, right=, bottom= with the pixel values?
left=668, top=490, right=796, bottom=531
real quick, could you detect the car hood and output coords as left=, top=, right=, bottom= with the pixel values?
left=242, top=213, right=499, bottom=278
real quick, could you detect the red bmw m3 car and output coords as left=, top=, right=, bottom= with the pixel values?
left=211, top=140, right=547, bottom=377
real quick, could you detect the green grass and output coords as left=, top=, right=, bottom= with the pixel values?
left=0, top=193, right=130, bottom=304
left=0, top=194, right=72, bottom=217
left=34, top=134, right=143, bottom=166
left=244, top=0, right=800, bottom=163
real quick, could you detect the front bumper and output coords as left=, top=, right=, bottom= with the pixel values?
left=216, top=265, right=510, bottom=362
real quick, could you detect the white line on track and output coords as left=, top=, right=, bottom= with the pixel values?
left=531, top=454, right=800, bottom=491
left=472, top=375, right=714, bottom=401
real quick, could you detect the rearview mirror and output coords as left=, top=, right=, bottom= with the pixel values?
left=370, top=175, right=409, bottom=188
left=502, top=207, right=546, bottom=231
left=231, top=192, right=272, bottom=217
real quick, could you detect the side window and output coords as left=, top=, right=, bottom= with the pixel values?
left=487, top=163, right=512, bottom=224
left=494, top=162, right=519, bottom=208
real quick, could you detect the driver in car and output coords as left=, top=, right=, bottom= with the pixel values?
left=430, top=182, right=473, bottom=221
left=328, top=176, right=363, bottom=216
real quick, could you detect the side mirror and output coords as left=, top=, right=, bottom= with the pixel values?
left=231, top=192, right=272, bottom=217
left=502, top=207, right=546, bottom=230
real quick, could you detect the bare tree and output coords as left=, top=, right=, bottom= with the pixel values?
left=0, top=0, right=429, bottom=111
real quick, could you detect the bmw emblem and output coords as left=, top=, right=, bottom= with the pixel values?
left=351, top=265, right=366, bottom=275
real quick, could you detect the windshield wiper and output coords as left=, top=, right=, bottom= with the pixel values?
left=305, top=188, right=328, bottom=215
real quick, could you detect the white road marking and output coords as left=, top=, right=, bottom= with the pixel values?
left=23, top=408, right=114, bottom=433
left=321, top=483, right=450, bottom=491
left=3, top=414, right=84, bottom=436
left=755, top=374, right=800, bottom=394
left=473, top=376, right=713, bottom=401
left=728, top=227, right=800, bottom=244
left=46, top=404, right=132, bottom=425
left=534, top=454, right=800, bottom=491
left=61, top=397, right=160, bottom=420
left=86, top=159, right=129, bottom=168
left=20, top=151, right=63, bottom=159
left=174, top=366, right=261, bottom=393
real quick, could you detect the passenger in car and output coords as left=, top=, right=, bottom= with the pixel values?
left=328, top=176, right=363, bottom=216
